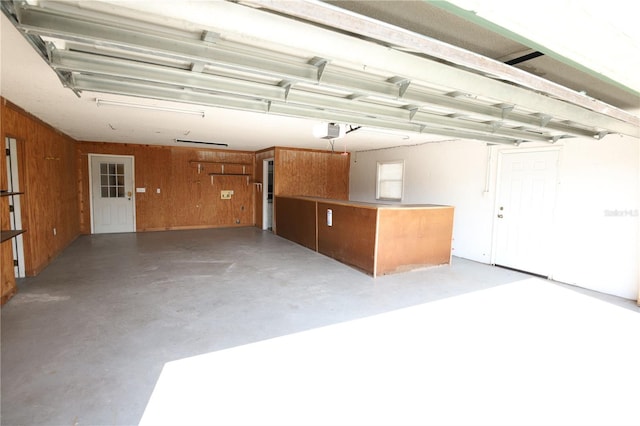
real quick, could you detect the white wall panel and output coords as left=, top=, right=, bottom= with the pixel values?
left=350, top=135, right=639, bottom=299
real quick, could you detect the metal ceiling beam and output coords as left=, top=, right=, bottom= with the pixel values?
left=15, top=4, right=320, bottom=82
left=242, top=0, right=639, bottom=130
left=71, top=73, right=523, bottom=145
left=49, top=42, right=600, bottom=140
left=50, top=49, right=287, bottom=102
left=59, top=50, right=558, bottom=143
left=8, top=0, right=637, bottom=141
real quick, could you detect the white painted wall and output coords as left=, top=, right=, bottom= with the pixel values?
left=350, top=135, right=639, bottom=300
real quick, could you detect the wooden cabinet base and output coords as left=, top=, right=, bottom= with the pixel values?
left=276, top=196, right=454, bottom=277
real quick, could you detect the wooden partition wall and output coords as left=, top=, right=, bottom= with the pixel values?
left=1, top=99, right=80, bottom=292
left=269, top=147, right=350, bottom=234
left=1, top=104, right=13, bottom=304
left=77, top=142, right=256, bottom=232
left=277, top=196, right=454, bottom=276
left=274, top=147, right=350, bottom=199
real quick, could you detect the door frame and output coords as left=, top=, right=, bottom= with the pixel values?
left=262, top=158, right=274, bottom=231
left=5, top=136, right=25, bottom=278
left=490, top=146, right=562, bottom=278
left=88, top=154, right=136, bottom=234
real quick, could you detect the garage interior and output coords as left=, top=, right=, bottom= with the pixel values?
left=1, top=1, right=639, bottom=425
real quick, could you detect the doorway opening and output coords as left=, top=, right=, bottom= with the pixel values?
left=4, top=137, right=25, bottom=278
left=262, top=159, right=274, bottom=231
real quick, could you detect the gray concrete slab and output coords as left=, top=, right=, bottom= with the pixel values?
left=1, top=228, right=637, bottom=425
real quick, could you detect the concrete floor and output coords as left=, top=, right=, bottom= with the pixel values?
left=1, top=228, right=638, bottom=425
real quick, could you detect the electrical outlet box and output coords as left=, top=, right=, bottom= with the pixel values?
left=221, top=190, right=233, bottom=199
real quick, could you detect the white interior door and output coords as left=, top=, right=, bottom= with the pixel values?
left=90, top=155, right=135, bottom=234
left=493, top=149, right=559, bottom=277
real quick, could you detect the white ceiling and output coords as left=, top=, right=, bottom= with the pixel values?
left=1, top=0, right=638, bottom=153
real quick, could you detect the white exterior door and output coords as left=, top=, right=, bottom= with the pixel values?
left=493, top=149, right=559, bottom=277
left=90, top=155, right=135, bottom=234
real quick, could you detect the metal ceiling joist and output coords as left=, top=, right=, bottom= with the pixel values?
left=49, top=42, right=600, bottom=140
left=46, top=31, right=594, bottom=139
left=49, top=49, right=287, bottom=102
left=71, top=74, right=271, bottom=113
left=242, top=0, right=639, bottom=129
left=15, top=4, right=320, bottom=82
left=70, top=65, right=558, bottom=145
left=52, top=44, right=563, bottom=143
left=6, top=0, right=637, bottom=143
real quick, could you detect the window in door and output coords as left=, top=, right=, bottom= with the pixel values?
left=100, top=162, right=125, bottom=198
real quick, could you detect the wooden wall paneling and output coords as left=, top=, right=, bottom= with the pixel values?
left=376, top=207, right=454, bottom=275
left=0, top=107, right=8, bottom=232
left=1, top=240, right=16, bottom=305
left=187, top=149, right=255, bottom=229
left=325, top=152, right=350, bottom=199
left=77, top=142, right=255, bottom=232
left=0, top=107, right=17, bottom=304
left=317, top=201, right=377, bottom=274
left=274, top=196, right=317, bottom=250
left=274, top=147, right=350, bottom=200
left=2, top=100, right=80, bottom=277
left=138, top=147, right=173, bottom=230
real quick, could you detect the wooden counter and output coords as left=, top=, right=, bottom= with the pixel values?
left=275, top=196, right=454, bottom=276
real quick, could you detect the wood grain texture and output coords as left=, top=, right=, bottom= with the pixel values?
left=276, top=196, right=454, bottom=277
left=274, top=147, right=349, bottom=199
left=317, top=201, right=377, bottom=274
left=0, top=105, right=15, bottom=304
left=1, top=99, right=80, bottom=278
left=76, top=142, right=255, bottom=232
left=1, top=240, right=16, bottom=305
left=376, top=207, right=454, bottom=275
left=274, top=196, right=317, bottom=250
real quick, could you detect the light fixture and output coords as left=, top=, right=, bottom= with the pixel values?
left=96, top=99, right=205, bottom=117
left=175, top=139, right=229, bottom=147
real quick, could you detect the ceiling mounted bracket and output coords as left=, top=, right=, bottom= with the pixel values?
left=549, top=135, right=570, bottom=144
left=534, top=113, right=553, bottom=128
left=496, top=103, right=515, bottom=119
left=595, top=131, right=610, bottom=140
left=405, top=105, right=420, bottom=120
left=448, top=113, right=466, bottom=119
left=489, top=121, right=503, bottom=132
left=278, top=80, right=293, bottom=100
left=447, top=91, right=473, bottom=99
left=190, top=62, right=205, bottom=73
left=44, top=40, right=56, bottom=61
left=387, top=76, right=411, bottom=98
left=201, top=30, right=220, bottom=43
left=308, top=57, right=328, bottom=82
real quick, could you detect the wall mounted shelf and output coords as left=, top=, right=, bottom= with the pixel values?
left=1, top=230, right=25, bottom=243
left=208, top=173, right=252, bottom=185
left=1, top=190, right=25, bottom=242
